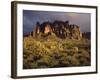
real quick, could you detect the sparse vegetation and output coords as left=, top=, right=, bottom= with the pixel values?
left=23, top=34, right=91, bottom=69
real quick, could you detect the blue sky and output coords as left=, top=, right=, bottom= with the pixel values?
left=23, top=10, right=91, bottom=35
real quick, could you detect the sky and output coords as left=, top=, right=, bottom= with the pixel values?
left=23, top=10, right=91, bottom=35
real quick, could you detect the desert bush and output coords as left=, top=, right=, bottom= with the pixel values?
left=23, top=35, right=91, bottom=69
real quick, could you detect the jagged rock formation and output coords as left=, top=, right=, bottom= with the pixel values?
left=31, top=20, right=82, bottom=40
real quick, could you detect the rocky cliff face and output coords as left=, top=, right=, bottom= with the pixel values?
left=31, top=20, right=82, bottom=40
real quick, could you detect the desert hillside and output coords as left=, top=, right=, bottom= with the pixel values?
left=23, top=20, right=91, bottom=69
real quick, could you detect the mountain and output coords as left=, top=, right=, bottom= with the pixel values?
left=25, top=20, right=83, bottom=40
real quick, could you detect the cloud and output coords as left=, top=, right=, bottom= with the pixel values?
left=23, top=10, right=90, bottom=34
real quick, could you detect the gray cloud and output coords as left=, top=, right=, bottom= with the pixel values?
left=23, top=10, right=90, bottom=35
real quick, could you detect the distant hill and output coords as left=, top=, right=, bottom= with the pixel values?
left=82, top=32, right=91, bottom=39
